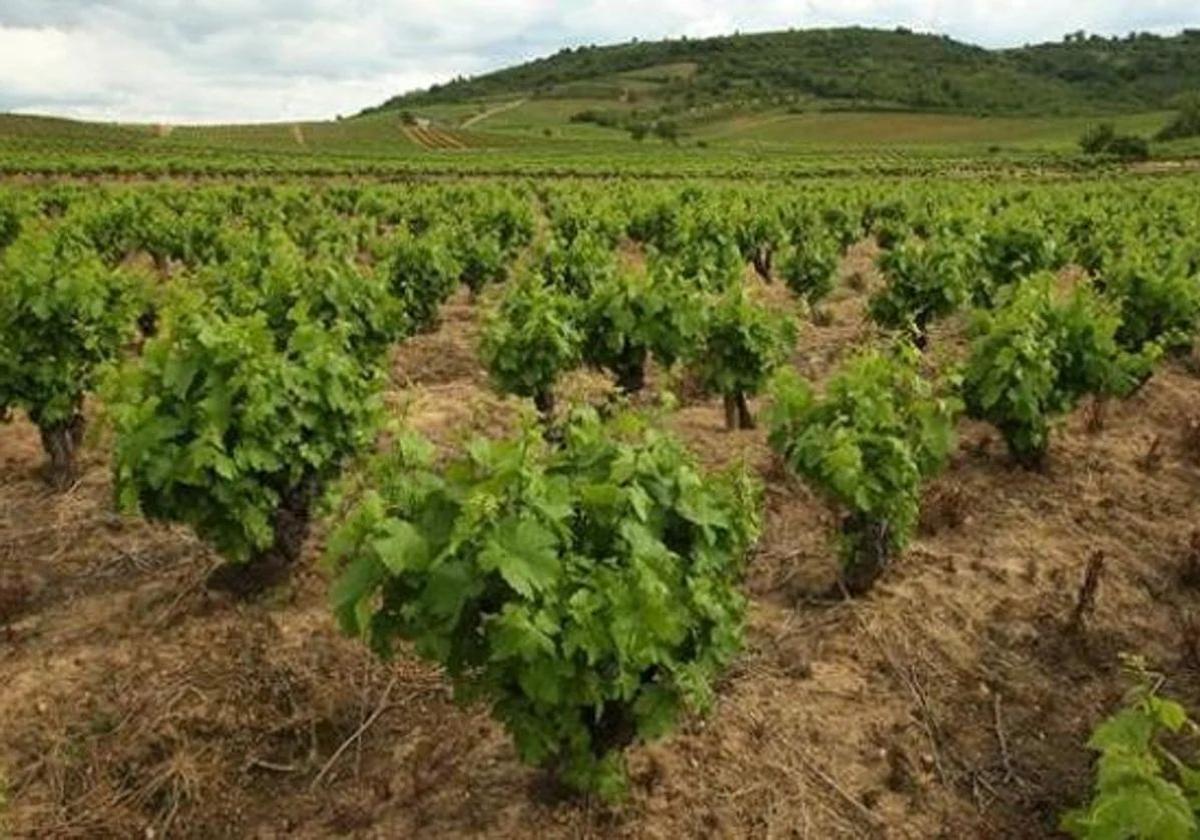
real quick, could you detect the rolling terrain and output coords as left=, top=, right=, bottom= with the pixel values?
left=374, top=27, right=1200, bottom=119
left=2, top=26, right=1199, bottom=168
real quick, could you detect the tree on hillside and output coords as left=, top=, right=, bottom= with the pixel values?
left=1079, top=123, right=1150, bottom=160
left=1157, top=92, right=1200, bottom=141
left=654, top=120, right=681, bottom=144
left=1079, top=123, right=1116, bottom=154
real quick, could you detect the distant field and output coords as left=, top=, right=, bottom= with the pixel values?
left=0, top=107, right=1180, bottom=156
left=0, top=106, right=1195, bottom=178
left=423, top=98, right=632, bottom=140
left=0, top=114, right=157, bottom=151
left=0, top=112, right=505, bottom=160
left=395, top=100, right=1179, bottom=154
left=161, top=112, right=495, bottom=154
left=695, top=110, right=1176, bottom=150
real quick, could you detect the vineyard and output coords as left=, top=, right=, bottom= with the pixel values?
left=0, top=169, right=1199, bottom=838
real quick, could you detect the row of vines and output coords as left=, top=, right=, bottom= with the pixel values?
left=2, top=175, right=1199, bottom=833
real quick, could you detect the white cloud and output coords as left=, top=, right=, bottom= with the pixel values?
left=0, top=1, right=1196, bottom=123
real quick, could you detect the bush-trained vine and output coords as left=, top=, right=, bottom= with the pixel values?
left=1098, top=253, right=1200, bottom=357
left=480, top=277, right=583, bottom=420
left=817, top=205, right=861, bottom=252
left=691, top=288, right=796, bottom=430
left=777, top=234, right=840, bottom=307
left=455, top=228, right=508, bottom=298
left=962, top=274, right=1141, bottom=469
left=75, top=196, right=150, bottom=267
left=108, top=296, right=385, bottom=596
left=538, top=231, right=618, bottom=298
left=0, top=201, right=20, bottom=252
left=381, top=226, right=462, bottom=333
left=543, top=189, right=626, bottom=248
left=105, top=221, right=404, bottom=596
left=580, top=268, right=701, bottom=394
left=870, top=238, right=977, bottom=349
left=733, top=208, right=787, bottom=281
left=767, top=345, right=959, bottom=594
left=326, top=407, right=761, bottom=801
left=198, top=228, right=408, bottom=364
left=862, top=200, right=911, bottom=250
left=660, top=233, right=746, bottom=293
left=1063, top=661, right=1200, bottom=839
left=0, top=228, right=147, bottom=488
left=977, top=219, right=1063, bottom=306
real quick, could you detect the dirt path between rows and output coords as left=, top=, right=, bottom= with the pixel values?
left=461, top=98, right=527, bottom=129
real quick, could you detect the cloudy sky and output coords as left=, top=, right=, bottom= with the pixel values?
left=0, top=1, right=1196, bottom=124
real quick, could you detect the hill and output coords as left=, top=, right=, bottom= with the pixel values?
left=0, top=112, right=496, bottom=162
left=369, top=27, right=1200, bottom=120
left=3, top=26, right=1200, bottom=173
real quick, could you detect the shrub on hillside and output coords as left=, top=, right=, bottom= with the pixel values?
left=1156, top=92, right=1200, bottom=141
left=1079, top=123, right=1150, bottom=160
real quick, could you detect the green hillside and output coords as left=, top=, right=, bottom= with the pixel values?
left=370, top=27, right=1200, bottom=120
left=2, top=25, right=1199, bottom=174
left=693, top=109, right=1173, bottom=149
left=0, top=112, right=496, bottom=159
